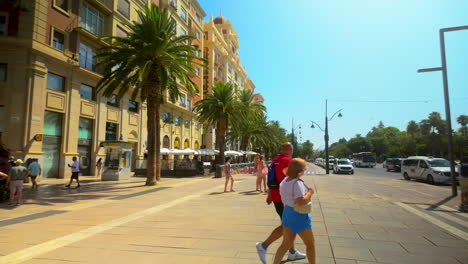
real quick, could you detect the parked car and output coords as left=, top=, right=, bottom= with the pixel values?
left=333, top=159, right=354, bottom=174
left=401, top=156, right=459, bottom=184
left=386, top=158, right=402, bottom=172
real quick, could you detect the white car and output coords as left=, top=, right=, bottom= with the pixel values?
left=401, top=156, right=459, bottom=184
left=333, top=159, right=354, bottom=174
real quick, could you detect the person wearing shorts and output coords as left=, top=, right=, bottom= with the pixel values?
left=224, top=157, right=234, bottom=192
left=7, top=159, right=29, bottom=206
left=27, top=159, right=41, bottom=189
left=66, top=157, right=80, bottom=188
left=255, top=155, right=268, bottom=192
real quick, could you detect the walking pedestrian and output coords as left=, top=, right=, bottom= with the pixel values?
left=255, top=155, right=268, bottom=192
left=66, top=157, right=81, bottom=188
left=27, top=158, right=41, bottom=189
left=256, top=142, right=306, bottom=264
left=96, top=158, right=103, bottom=177
left=273, top=158, right=315, bottom=264
left=7, top=159, right=29, bottom=206
left=458, top=157, right=468, bottom=212
left=224, top=157, right=234, bottom=192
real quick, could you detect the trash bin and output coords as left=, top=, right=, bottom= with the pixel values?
left=215, top=164, right=224, bottom=178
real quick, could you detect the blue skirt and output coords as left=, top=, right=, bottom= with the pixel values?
left=282, top=205, right=312, bottom=234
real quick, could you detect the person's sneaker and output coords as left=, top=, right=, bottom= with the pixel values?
left=255, top=242, right=267, bottom=264
left=287, top=250, right=306, bottom=261
left=65, top=185, right=70, bottom=188
left=76, top=185, right=81, bottom=188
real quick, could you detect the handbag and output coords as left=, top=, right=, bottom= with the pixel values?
left=292, top=179, right=312, bottom=214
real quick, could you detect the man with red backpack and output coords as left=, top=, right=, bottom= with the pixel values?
left=255, top=142, right=306, bottom=264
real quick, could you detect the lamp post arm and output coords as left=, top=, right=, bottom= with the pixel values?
left=310, top=121, right=325, bottom=132
left=328, top=109, right=343, bottom=122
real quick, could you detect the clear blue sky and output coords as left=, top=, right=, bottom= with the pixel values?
left=199, top=0, right=468, bottom=149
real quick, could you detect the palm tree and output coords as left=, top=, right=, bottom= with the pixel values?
left=231, top=89, right=266, bottom=150
left=194, top=82, right=238, bottom=177
left=95, top=4, right=203, bottom=185
left=406, top=120, right=420, bottom=137
left=457, top=115, right=468, bottom=137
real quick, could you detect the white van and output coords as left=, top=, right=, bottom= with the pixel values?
left=401, top=156, right=459, bottom=184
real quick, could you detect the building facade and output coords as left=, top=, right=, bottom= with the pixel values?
left=0, top=0, right=206, bottom=178
left=202, top=14, right=258, bottom=149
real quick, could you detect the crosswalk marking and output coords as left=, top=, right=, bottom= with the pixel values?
left=415, top=204, right=468, bottom=227
left=438, top=205, right=468, bottom=219
left=395, top=202, right=468, bottom=241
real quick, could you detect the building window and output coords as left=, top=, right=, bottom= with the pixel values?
left=174, top=116, right=181, bottom=126
left=54, top=0, right=69, bottom=12
left=0, top=63, right=7, bottom=81
left=118, top=0, right=130, bottom=19
left=227, top=63, right=232, bottom=73
left=78, top=117, right=93, bottom=139
left=196, top=13, right=201, bottom=23
left=80, top=3, right=104, bottom=35
left=186, top=97, right=191, bottom=111
left=80, top=84, right=94, bottom=100
left=195, top=30, right=200, bottom=39
left=169, top=0, right=177, bottom=9
left=0, top=13, right=8, bottom=36
left=195, top=67, right=200, bottom=76
left=179, top=94, right=186, bottom=107
left=79, top=42, right=96, bottom=71
left=128, top=100, right=139, bottom=113
left=162, top=112, right=172, bottom=123
left=107, top=95, right=119, bottom=107
left=43, top=111, right=63, bottom=136
left=180, top=28, right=187, bottom=36
left=116, top=25, right=127, bottom=37
left=195, top=49, right=200, bottom=57
left=47, top=73, right=65, bottom=92
left=52, top=29, right=65, bottom=51
left=194, top=122, right=199, bottom=130
left=184, top=120, right=190, bottom=129
left=181, top=8, right=187, bottom=22
left=105, top=122, right=118, bottom=140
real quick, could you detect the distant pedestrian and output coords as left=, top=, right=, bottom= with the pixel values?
left=224, top=157, right=234, bottom=192
left=256, top=142, right=306, bottom=264
left=273, top=158, right=315, bottom=264
left=96, top=158, right=103, bottom=177
left=255, top=155, right=268, bottom=192
left=458, top=157, right=468, bottom=212
left=66, top=157, right=80, bottom=188
left=7, top=159, right=29, bottom=206
left=27, top=158, right=41, bottom=189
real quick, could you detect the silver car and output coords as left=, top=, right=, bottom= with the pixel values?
left=333, top=159, right=354, bottom=174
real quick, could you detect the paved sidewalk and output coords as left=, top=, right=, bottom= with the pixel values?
left=0, top=166, right=467, bottom=264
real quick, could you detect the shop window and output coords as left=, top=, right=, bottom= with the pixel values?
left=43, top=111, right=63, bottom=136
left=47, top=72, right=65, bottom=92
left=105, top=122, right=118, bottom=140
left=78, top=118, right=93, bottom=139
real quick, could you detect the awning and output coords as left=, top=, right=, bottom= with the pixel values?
left=193, top=149, right=219, bottom=155
left=241, top=150, right=258, bottom=156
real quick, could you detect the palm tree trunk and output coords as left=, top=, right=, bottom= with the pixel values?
left=215, top=119, right=226, bottom=178
left=240, top=135, right=249, bottom=151
left=146, top=94, right=157, bottom=186
left=155, top=91, right=161, bottom=181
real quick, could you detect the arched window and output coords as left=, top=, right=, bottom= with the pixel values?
left=194, top=141, right=199, bottom=149
left=174, top=137, right=180, bottom=149
left=184, top=139, right=190, bottom=149
left=163, top=135, right=170, bottom=148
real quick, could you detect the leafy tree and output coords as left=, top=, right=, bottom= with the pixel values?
left=406, top=120, right=420, bottom=137
left=95, top=4, right=202, bottom=185
left=378, top=121, right=385, bottom=128
left=457, top=115, right=468, bottom=137
left=194, top=82, right=238, bottom=177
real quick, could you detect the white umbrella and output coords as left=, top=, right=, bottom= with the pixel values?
left=225, top=150, right=243, bottom=156
left=171, top=148, right=196, bottom=155
left=193, top=149, right=219, bottom=155
left=241, top=150, right=258, bottom=156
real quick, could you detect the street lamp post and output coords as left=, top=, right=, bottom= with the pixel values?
left=417, top=25, right=468, bottom=197
left=311, top=99, right=343, bottom=174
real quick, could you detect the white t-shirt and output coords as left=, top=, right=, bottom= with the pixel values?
left=72, top=161, right=80, bottom=172
left=279, top=178, right=308, bottom=207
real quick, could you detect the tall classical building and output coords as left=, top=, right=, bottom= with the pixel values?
left=158, top=0, right=205, bottom=151
left=202, top=14, right=259, bottom=149
left=0, top=0, right=205, bottom=179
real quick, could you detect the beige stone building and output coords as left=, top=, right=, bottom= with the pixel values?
left=202, top=14, right=259, bottom=149
left=0, top=0, right=205, bottom=178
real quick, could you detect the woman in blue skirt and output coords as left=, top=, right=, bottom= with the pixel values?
left=273, top=158, right=315, bottom=264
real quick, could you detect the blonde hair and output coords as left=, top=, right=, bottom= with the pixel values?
left=286, top=158, right=306, bottom=178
